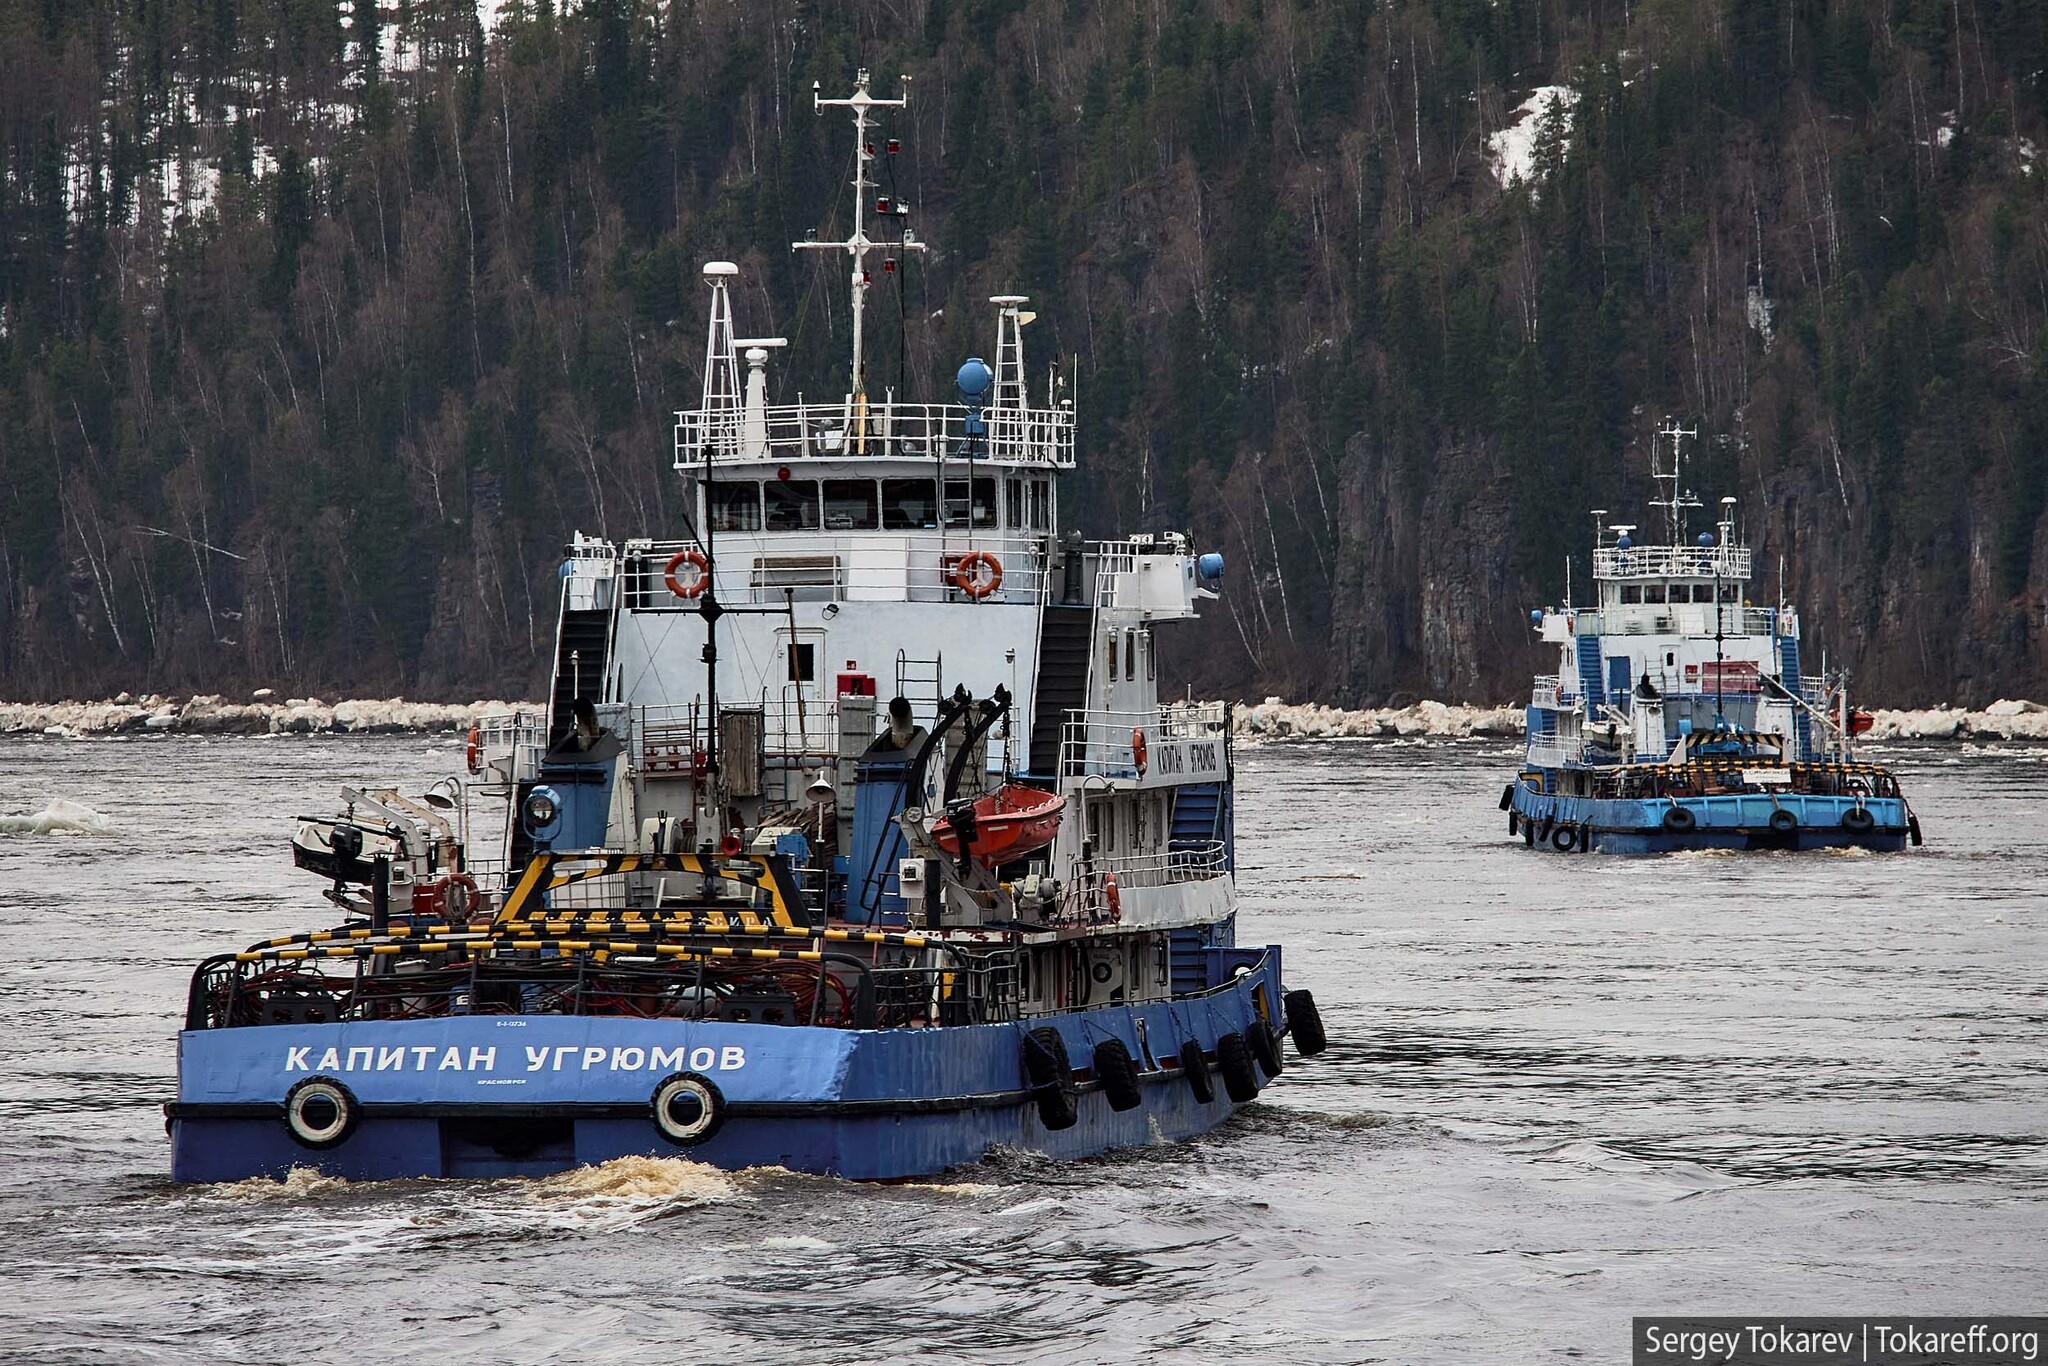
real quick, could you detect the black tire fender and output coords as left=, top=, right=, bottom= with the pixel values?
left=1178, top=1039, right=1215, bottom=1104
left=1841, top=806, right=1875, bottom=833
left=1092, top=1039, right=1144, bottom=1112
left=650, top=1071, right=726, bottom=1147
left=1768, top=808, right=1798, bottom=834
left=1284, top=989, right=1328, bottom=1056
left=283, top=1075, right=360, bottom=1151
left=1215, top=1031, right=1260, bottom=1103
left=1022, top=1026, right=1079, bottom=1130
left=1247, top=1020, right=1284, bottom=1077
left=1662, top=805, right=1697, bottom=834
left=1550, top=823, right=1578, bottom=853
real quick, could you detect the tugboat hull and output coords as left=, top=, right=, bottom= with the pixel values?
left=168, top=951, right=1286, bottom=1183
left=1509, top=785, right=1914, bottom=856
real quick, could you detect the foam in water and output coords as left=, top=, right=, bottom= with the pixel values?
left=533, top=1155, right=739, bottom=1207
left=209, top=1165, right=353, bottom=1201
left=0, top=797, right=115, bottom=836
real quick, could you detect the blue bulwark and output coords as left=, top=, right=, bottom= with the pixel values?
left=1606, top=657, right=1633, bottom=714
left=1780, top=637, right=1811, bottom=758
left=1576, top=635, right=1605, bottom=710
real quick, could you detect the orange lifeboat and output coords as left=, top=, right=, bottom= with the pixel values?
left=931, top=783, right=1064, bottom=862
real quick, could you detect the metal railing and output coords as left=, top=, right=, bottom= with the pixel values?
left=1106, top=840, right=1228, bottom=889
left=620, top=537, right=1052, bottom=609
left=187, top=939, right=1027, bottom=1032
left=1057, top=702, right=1229, bottom=779
left=1593, top=544, right=1754, bottom=579
left=1531, top=675, right=1560, bottom=707
left=674, top=400, right=1075, bottom=468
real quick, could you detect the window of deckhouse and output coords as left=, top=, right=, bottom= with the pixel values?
left=882, top=479, right=939, bottom=529
left=708, top=482, right=762, bottom=531
left=1643, top=584, right=1667, bottom=604
left=823, top=480, right=880, bottom=530
left=1719, top=583, right=1740, bottom=602
left=764, top=478, right=820, bottom=531
left=1621, top=585, right=1643, bottom=604
left=944, top=477, right=998, bottom=528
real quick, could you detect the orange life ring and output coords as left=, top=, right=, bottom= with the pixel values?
left=1131, top=728, right=1148, bottom=775
left=951, top=551, right=1002, bottom=599
left=465, top=726, right=482, bottom=774
left=664, top=547, right=710, bottom=599
left=1103, top=871, right=1122, bottom=919
left=446, top=872, right=479, bottom=920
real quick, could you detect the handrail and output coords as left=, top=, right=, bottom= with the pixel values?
left=674, top=399, right=1075, bottom=468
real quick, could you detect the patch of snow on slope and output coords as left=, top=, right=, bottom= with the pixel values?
left=1486, top=86, right=1578, bottom=198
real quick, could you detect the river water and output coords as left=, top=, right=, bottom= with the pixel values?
left=0, top=733, right=2042, bottom=1363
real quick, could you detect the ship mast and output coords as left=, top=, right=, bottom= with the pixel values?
left=796, top=69, right=925, bottom=403
left=1649, top=419, right=1702, bottom=546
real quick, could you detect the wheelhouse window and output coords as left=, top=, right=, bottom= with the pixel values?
left=1029, top=479, right=1051, bottom=529
left=944, top=477, right=998, bottom=528
left=1642, top=584, right=1667, bottom=604
left=707, top=482, right=762, bottom=532
left=882, top=479, right=939, bottom=530
left=1620, top=584, right=1643, bottom=604
left=823, top=480, right=879, bottom=531
left=1719, top=583, right=1740, bottom=602
left=1690, top=583, right=1716, bottom=603
left=764, top=478, right=820, bottom=531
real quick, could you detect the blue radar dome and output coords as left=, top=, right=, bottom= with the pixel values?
left=1529, top=609, right=1543, bottom=625
left=1197, top=552, right=1225, bottom=583
left=956, top=357, right=993, bottom=403
left=1698, top=532, right=1716, bottom=547
left=1616, top=533, right=1632, bottom=550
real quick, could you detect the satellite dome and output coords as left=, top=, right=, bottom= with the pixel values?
left=1698, top=532, right=1715, bottom=547
left=1616, top=533, right=1632, bottom=550
left=956, top=357, right=993, bottom=402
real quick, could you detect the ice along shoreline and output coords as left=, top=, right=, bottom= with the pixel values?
left=5, top=693, right=2048, bottom=742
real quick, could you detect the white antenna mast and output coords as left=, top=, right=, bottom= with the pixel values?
left=1649, top=419, right=1702, bottom=545
left=796, top=69, right=924, bottom=403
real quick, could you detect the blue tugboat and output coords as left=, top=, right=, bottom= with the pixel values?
left=166, top=71, right=1326, bottom=1183
left=1504, top=421, right=1923, bottom=855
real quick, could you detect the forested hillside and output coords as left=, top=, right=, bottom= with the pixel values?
left=3, top=0, right=2047, bottom=704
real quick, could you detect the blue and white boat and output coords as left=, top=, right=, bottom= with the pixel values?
left=166, top=71, right=1326, bottom=1183
left=1504, top=421, right=1922, bottom=855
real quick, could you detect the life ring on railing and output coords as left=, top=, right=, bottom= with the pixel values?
left=951, top=551, right=1003, bottom=599
left=465, top=726, right=482, bottom=774
left=445, top=872, right=479, bottom=921
left=1131, top=728, right=1148, bottom=775
left=663, top=547, right=710, bottom=599
left=1103, top=871, right=1122, bottom=920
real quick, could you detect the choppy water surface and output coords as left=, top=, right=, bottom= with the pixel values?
left=1, top=734, right=2043, bottom=1363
